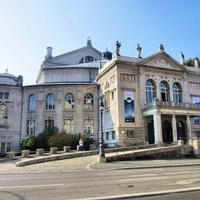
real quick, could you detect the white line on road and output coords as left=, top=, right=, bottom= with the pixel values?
left=0, top=183, right=65, bottom=190
left=118, top=176, right=167, bottom=182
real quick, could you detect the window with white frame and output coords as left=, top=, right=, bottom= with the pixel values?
left=45, top=119, right=54, bottom=128
left=173, top=82, right=182, bottom=103
left=112, top=131, right=115, bottom=139
left=28, top=94, right=36, bottom=111
left=146, top=79, right=156, bottom=103
left=0, top=142, right=11, bottom=152
left=84, top=119, right=94, bottom=134
left=0, top=92, right=9, bottom=99
left=26, top=120, right=35, bottom=135
left=84, top=93, right=93, bottom=109
left=127, top=130, right=134, bottom=138
left=0, top=104, right=8, bottom=126
left=106, top=132, right=109, bottom=140
left=46, top=93, right=55, bottom=110
left=64, top=119, right=74, bottom=134
left=65, top=93, right=74, bottom=109
left=160, top=81, right=169, bottom=102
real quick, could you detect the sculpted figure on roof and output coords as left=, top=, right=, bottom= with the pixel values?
left=116, top=41, right=121, bottom=56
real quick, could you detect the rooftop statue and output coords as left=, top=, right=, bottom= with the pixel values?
left=116, top=41, right=121, bottom=56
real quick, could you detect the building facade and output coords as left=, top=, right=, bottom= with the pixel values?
left=1, top=40, right=200, bottom=152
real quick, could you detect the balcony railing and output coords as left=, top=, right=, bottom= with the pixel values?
left=142, top=99, right=200, bottom=110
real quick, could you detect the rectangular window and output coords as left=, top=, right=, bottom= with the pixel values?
left=7, top=143, right=11, bottom=152
left=112, top=131, right=115, bottom=139
left=127, top=130, right=134, bottom=138
left=0, top=104, right=8, bottom=126
left=26, top=120, right=35, bottom=135
left=64, top=119, right=74, bottom=134
left=84, top=119, right=94, bottom=134
left=1, top=143, right=5, bottom=152
left=0, top=92, right=3, bottom=99
left=106, top=132, right=109, bottom=140
left=4, top=92, right=9, bottom=99
left=111, top=91, right=114, bottom=100
left=45, top=119, right=54, bottom=128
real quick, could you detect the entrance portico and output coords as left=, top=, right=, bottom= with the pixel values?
left=143, top=100, right=199, bottom=145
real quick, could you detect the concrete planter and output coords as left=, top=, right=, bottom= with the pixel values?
left=22, top=150, right=30, bottom=158
left=36, top=148, right=44, bottom=156
left=6, top=152, right=15, bottom=159
left=50, top=147, right=57, bottom=154
left=63, top=146, right=70, bottom=152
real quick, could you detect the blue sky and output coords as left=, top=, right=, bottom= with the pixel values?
left=0, top=0, right=200, bottom=85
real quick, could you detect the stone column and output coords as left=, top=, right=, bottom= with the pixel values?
left=153, top=112, right=162, bottom=144
left=186, top=115, right=192, bottom=140
left=172, top=114, right=177, bottom=143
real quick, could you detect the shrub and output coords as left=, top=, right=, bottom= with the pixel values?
left=21, top=136, right=36, bottom=150
left=48, top=132, right=80, bottom=150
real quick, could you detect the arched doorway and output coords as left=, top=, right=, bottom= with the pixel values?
left=148, top=120, right=155, bottom=144
left=177, top=121, right=185, bottom=141
left=162, top=120, right=173, bottom=143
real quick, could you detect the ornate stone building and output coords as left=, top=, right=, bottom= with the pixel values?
left=1, top=40, right=200, bottom=152
left=97, top=44, right=200, bottom=147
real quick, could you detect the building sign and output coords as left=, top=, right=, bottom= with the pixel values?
left=124, top=91, right=135, bottom=122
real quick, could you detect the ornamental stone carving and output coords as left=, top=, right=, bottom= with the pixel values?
left=120, top=73, right=135, bottom=83
left=84, top=112, right=93, bottom=119
left=189, top=82, right=200, bottom=90
left=44, top=112, right=55, bottom=119
left=63, top=113, right=74, bottom=119
left=110, top=75, right=115, bottom=85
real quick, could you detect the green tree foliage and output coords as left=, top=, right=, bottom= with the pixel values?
left=21, top=125, right=59, bottom=150
left=21, top=136, right=36, bottom=150
left=48, top=132, right=80, bottom=150
left=184, top=58, right=195, bottom=67
left=184, top=58, right=200, bottom=67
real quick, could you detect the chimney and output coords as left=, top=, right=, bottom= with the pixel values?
left=136, top=44, right=142, bottom=58
left=159, top=44, right=164, bottom=52
left=194, top=56, right=199, bottom=68
left=180, top=52, right=185, bottom=65
left=46, top=47, right=52, bottom=60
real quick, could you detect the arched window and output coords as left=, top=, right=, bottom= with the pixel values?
left=146, top=79, right=156, bottom=103
left=79, top=57, right=84, bottom=64
left=160, top=81, right=169, bottom=102
left=84, top=93, right=93, bottom=109
left=65, top=93, right=74, bottom=109
left=46, top=93, right=55, bottom=110
left=28, top=94, right=36, bottom=110
left=173, top=82, right=182, bottom=103
left=85, top=56, right=93, bottom=63
left=0, top=104, right=8, bottom=126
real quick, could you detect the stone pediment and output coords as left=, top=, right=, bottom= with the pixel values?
left=139, top=52, right=186, bottom=71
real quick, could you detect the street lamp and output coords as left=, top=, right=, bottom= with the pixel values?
left=98, top=98, right=106, bottom=162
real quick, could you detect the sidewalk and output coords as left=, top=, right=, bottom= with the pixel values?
left=1, top=150, right=200, bottom=174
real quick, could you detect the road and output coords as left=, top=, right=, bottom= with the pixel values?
left=1, top=165, right=200, bottom=199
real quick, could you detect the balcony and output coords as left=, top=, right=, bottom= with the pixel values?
left=142, top=99, right=200, bottom=110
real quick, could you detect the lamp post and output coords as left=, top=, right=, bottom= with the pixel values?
left=98, top=99, right=106, bottom=162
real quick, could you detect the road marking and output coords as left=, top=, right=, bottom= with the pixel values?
left=163, top=171, right=198, bottom=175
left=0, top=183, right=65, bottom=190
left=167, top=178, right=200, bottom=185
left=118, top=176, right=167, bottom=182
left=72, top=186, right=200, bottom=200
